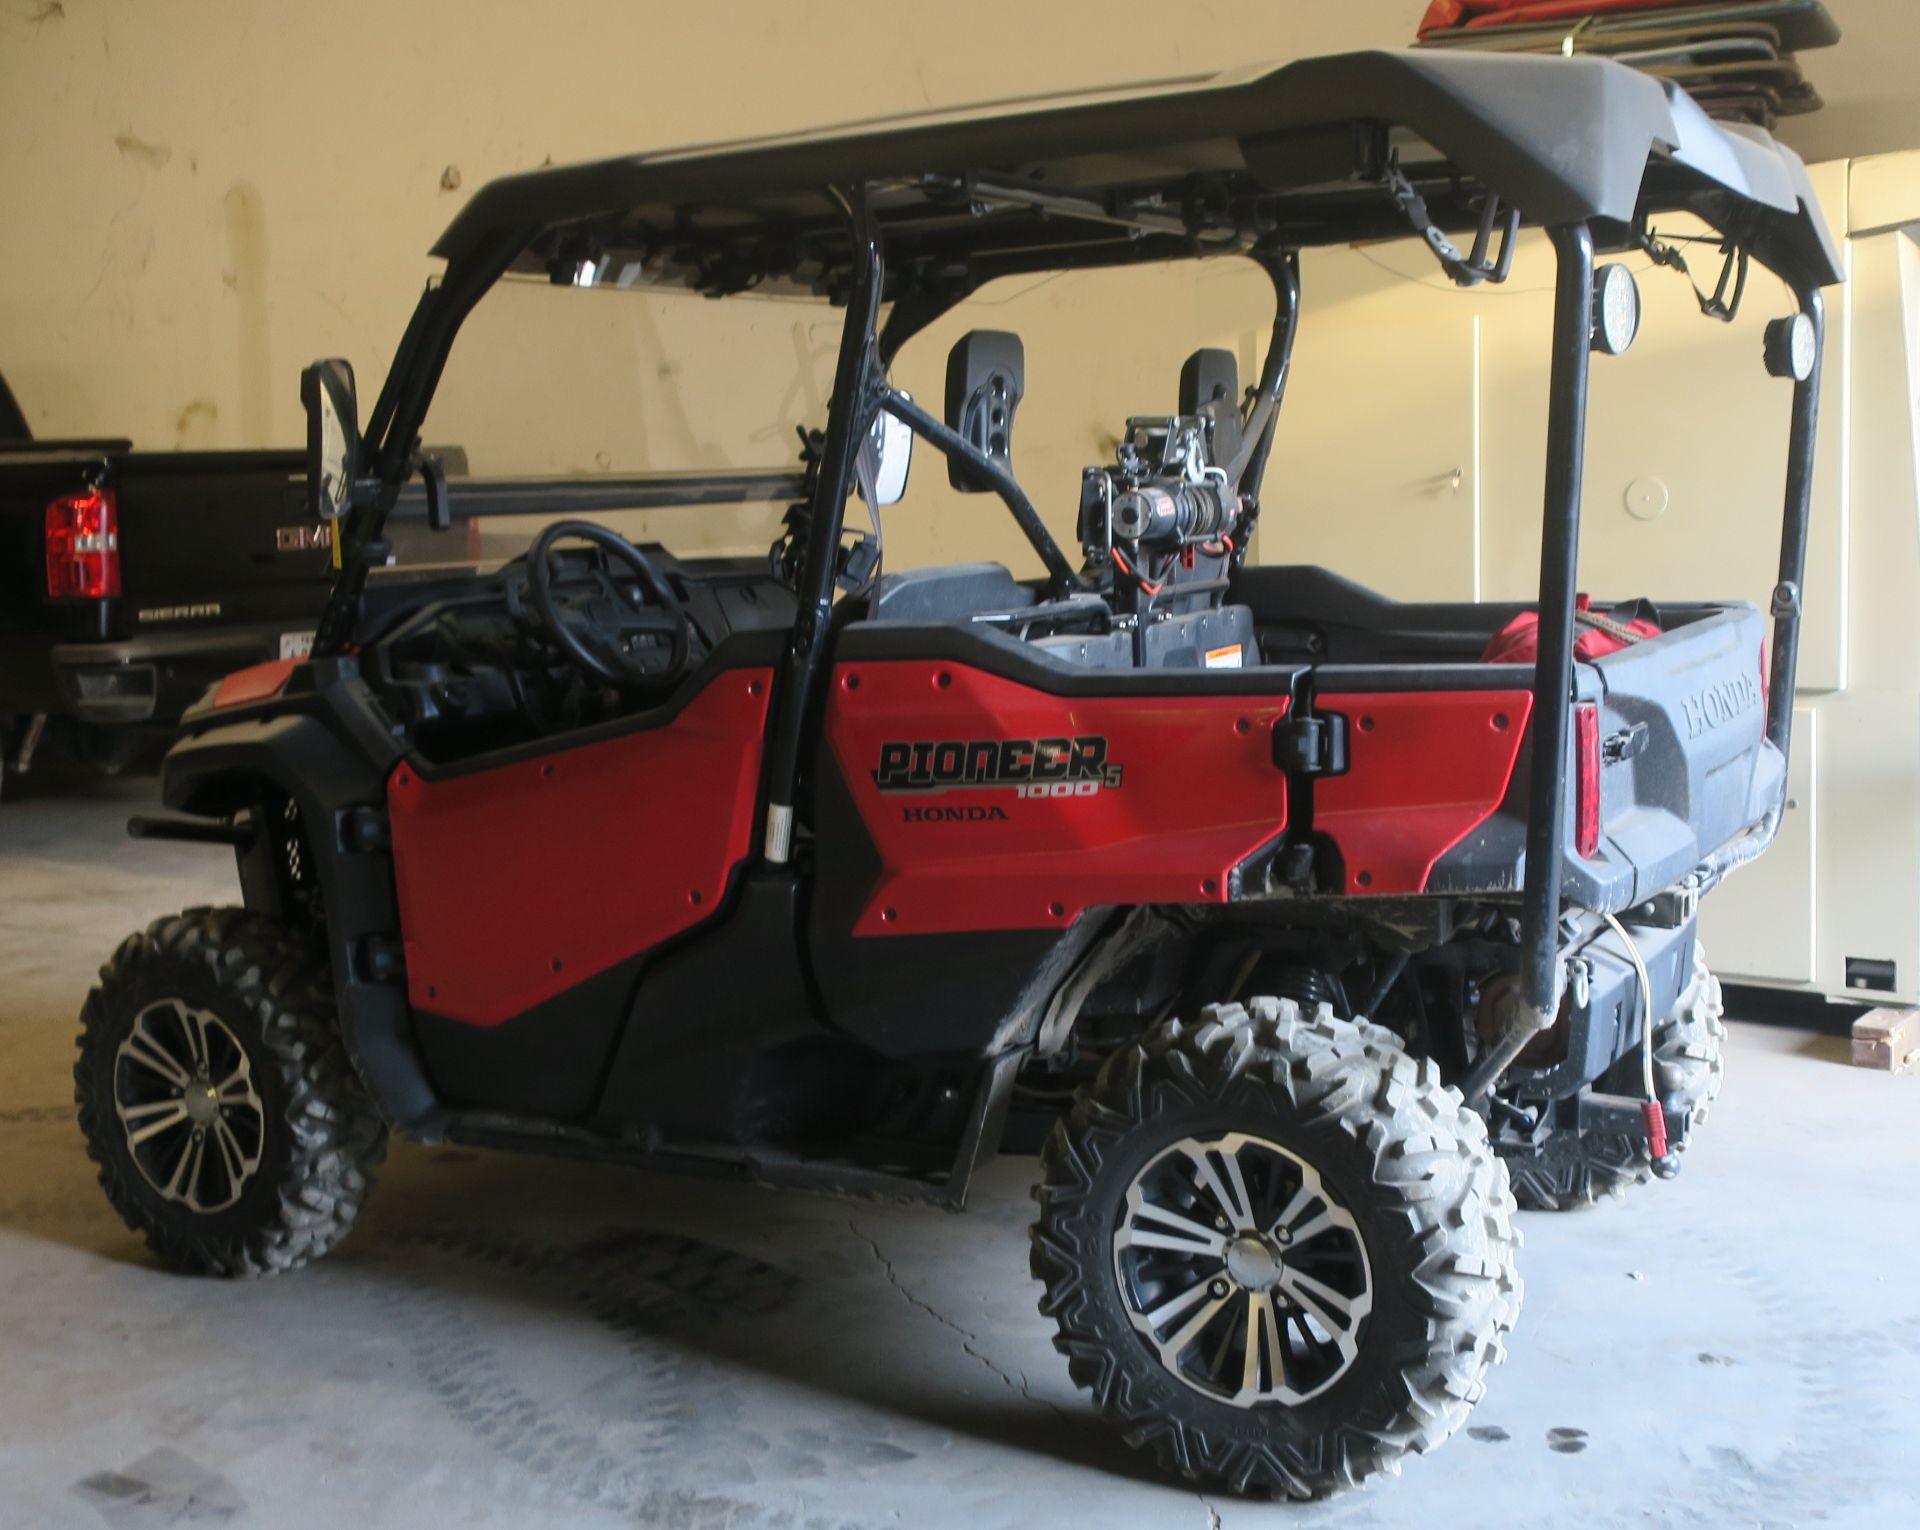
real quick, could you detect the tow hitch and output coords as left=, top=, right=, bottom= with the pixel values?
left=1571, top=1092, right=1687, bottom=1179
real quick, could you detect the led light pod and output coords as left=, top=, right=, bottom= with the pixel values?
left=1591, top=263, right=1641, bottom=356
left=1764, top=312, right=1817, bottom=381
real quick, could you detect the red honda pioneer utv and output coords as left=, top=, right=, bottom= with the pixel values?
left=77, top=49, right=1838, bottom=1498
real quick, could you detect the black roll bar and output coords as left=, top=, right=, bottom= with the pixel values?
left=877, top=388, right=1084, bottom=595
left=1518, top=223, right=1597, bottom=1021
left=1708, top=280, right=1826, bottom=885
left=1764, top=284, right=1826, bottom=768
left=316, top=227, right=531, bottom=655
left=1232, top=248, right=1303, bottom=532
left=761, top=186, right=883, bottom=864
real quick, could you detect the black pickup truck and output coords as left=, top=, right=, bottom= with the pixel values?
left=0, top=371, right=457, bottom=787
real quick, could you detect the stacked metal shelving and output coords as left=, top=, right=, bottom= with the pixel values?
left=1417, top=1, right=1840, bottom=129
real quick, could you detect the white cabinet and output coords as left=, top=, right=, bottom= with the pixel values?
left=1702, top=707, right=1817, bottom=986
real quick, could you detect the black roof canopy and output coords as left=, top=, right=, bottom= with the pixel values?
left=432, top=49, right=1842, bottom=301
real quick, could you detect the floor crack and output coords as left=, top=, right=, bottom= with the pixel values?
left=1198, top=1491, right=1224, bottom=1530
left=847, top=1217, right=1067, bottom=1419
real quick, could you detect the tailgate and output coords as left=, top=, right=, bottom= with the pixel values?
left=1574, top=603, right=1780, bottom=905
left=111, top=451, right=327, bottom=646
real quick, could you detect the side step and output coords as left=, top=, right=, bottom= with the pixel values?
left=442, top=1049, right=1021, bottom=1210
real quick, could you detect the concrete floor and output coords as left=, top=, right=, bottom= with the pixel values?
left=2, top=771, right=1918, bottom=1530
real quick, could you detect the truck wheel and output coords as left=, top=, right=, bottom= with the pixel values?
left=74, top=907, right=386, bottom=1277
left=1031, top=1000, right=1522, bottom=1498
left=1505, top=942, right=1727, bottom=1212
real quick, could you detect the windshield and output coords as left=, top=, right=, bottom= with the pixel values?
left=402, top=275, right=840, bottom=567
left=399, top=257, right=1277, bottom=581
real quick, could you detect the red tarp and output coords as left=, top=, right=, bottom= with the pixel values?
left=1480, top=596, right=1662, bottom=664
left=1418, top=0, right=1719, bottom=36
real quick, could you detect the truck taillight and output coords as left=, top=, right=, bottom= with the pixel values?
left=1574, top=701, right=1600, bottom=858
left=46, top=489, right=120, bottom=599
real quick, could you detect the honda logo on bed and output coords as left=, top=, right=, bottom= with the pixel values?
left=873, top=736, right=1124, bottom=798
left=1682, top=671, right=1762, bottom=739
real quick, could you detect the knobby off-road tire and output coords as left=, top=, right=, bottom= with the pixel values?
left=75, top=907, right=386, bottom=1276
left=1505, top=942, right=1727, bottom=1213
left=1031, top=999, right=1522, bottom=1499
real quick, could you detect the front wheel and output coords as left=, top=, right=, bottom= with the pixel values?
left=75, top=907, right=387, bottom=1276
left=1031, top=1000, right=1522, bottom=1499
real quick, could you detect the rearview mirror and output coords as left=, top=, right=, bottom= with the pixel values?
left=300, top=359, right=361, bottom=522
left=862, top=402, right=914, bottom=508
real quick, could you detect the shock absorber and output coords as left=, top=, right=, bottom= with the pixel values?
left=1261, top=966, right=1344, bottom=1013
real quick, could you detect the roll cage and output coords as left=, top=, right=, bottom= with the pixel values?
left=315, top=46, right=1841, bottom=1029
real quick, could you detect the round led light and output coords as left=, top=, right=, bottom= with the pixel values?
left=1790, top=313, right=1817, bottom=378
left=1591, top=263, right=1641, bottom=356
left=1764, top=312, right=1817, bottom=381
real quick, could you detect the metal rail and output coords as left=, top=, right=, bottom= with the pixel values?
left=386, top=469, right=806, bottom=520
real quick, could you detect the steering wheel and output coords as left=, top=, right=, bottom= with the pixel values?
left=527, top=520, right=691, bottom=688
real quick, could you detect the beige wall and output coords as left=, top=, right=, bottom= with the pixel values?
left=0, top=0, right=1399, bottom=453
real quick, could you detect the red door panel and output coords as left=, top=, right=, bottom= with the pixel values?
left=1313, top=690, right=1532, bottom=895
left=824, top=661, right=1290, bottom=936
left=387, top=668, right=773, bottom=1026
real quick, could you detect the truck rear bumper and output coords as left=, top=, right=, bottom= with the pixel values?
left=45, top=624, right=292, bottom=726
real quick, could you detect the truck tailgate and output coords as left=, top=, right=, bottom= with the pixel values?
left=112, top=451, right=325, bottom=645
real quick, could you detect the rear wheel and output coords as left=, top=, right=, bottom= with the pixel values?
left=75, top=907, right=386, bottom=1276
left=1032, top=1000, right=1521, bottom=1498
left=1504, top=942, right=1726, bottom=1211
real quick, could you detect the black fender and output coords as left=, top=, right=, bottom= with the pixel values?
left=162, top=661, right=442, bottom=1135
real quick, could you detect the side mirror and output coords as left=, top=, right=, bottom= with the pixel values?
left=861, top=402, right=914, bottom=507
left=300, top=359, right=361, bottom=522
left=1180, top=346, right=1243, bottom=466
left=1179, top=347, right=1238, bottom=415
left=944, top=330, right=1023, bottom=493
